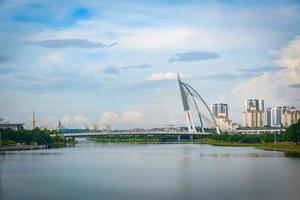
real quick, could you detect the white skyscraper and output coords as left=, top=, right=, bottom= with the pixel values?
left=211, top=103, right=228, bottom=118
left=271, top=107, right=283, bottom=126
left=270, top=106, right=299, bottom=127
left=281, top=106, right=300, bottom=127
left=245, top=99, right=264, bottom=111
left=243, top=99, right=265, bottom=127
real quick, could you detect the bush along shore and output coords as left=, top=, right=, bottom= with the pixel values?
left=0, top=128, right=76, bottom=151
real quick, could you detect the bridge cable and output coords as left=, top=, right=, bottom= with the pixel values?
left=181, top=82, right=221, bottom=134
left=182, top=83, right=205, bottom=133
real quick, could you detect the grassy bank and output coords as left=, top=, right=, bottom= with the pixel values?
left=199, top=138, right=259, bottom=146
left=256, top=143, right=300, bottom=152
left=89, top=137, right=161, bottom=143
left=89, top=136, right=300, bottom=153
left=200, top=138, right=300, bottom=153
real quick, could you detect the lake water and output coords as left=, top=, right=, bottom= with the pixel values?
left=1, top=141, right=300, bottom=200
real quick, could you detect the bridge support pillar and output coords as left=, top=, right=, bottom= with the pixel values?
left=189, top=135, right=193, bottom=140
left=177, top=135, right=181, bottom=141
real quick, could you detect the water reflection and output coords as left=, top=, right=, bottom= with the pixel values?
left=284, top=151, right=300, bottom=157
left=1, top=143, right=300, bottom=200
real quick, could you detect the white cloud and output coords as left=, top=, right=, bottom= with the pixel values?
left=275, top=36, right=300, bottom=83
left=61, top=114, right=90, bottom=127
left=120, top=27, right=200, bottom=50
left=118, top=26, right=275, bottom=51
left=98, top=110, right=144, bottom=128
left=121, top=110, right=144, bottom=124
left=36, top=19, right=276, bottom=52
left=217, top=37, right=300, bottom=123
left=99, top=112, right=119, bottom=124
left=148, top=72, right=188, bottom=81
left=38, top=115, right=58, bottom=130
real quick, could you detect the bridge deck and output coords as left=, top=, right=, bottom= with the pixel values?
left=60, top=132, right=212, bottom=137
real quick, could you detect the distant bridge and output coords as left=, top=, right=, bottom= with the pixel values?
left=60, top=131, right=212, bottom=138
left=60, top=127, right=285, bottom=138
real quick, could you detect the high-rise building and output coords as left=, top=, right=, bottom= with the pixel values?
left=212, top=104, right=218, bottom=117
left=265, top=107, right=272, bottom=126
left=211, top=103, right=228, bottom=118
left=245, top=99, right=264, bottom=111
left=243, top=106, right=264, bottom=127
left=243, top=99, right=264, bottom=127
left=259, top=100, right=264, bottom=112
left=266, top=106, right=300, bottom=127
left=271, top=106, right=283, bottom=126
left=281, top=107, right=300, bottom=127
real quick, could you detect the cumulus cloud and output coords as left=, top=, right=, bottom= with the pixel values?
left=121, top=110, right=144, bottom=124
left=32, top=111, right=144, bottom=129
left=99, top=110, right=144, bottom=128
left=61, top=115, right=90, bottom=127
left=217, top=37, right=300, bottom=123
left=99, top=112, right=119, bottom=124
left=26, top=39, right=117, bottom=48
left=169, top=51, right=218, bottom=63
left=38, top=115, right=58, bottom=130
left=148, top=72, right=187, bottom=81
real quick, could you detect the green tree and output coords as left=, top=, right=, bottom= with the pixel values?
left=285, top=119, right=300, bottom=145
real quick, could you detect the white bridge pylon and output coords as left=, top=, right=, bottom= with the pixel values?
left=178, top=73, right=221, bottom=134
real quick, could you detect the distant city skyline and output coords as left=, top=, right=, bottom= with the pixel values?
left=0, top=0, right=300, bottom=129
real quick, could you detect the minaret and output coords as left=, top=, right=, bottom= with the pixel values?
left=32, top=110, right=36, bottom=129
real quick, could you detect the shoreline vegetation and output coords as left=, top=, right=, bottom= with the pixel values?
left=89, top=120, right=300, bottom=153
left=0, top=128, right=76, bottom=151
left=200, top=138, right=300, bottom=153
left=88, top=137, right=300, bottom=153
left=1, top=120, right=299, bottom=153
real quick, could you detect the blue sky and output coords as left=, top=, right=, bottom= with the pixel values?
left=0, top=0, right=300, bottom=129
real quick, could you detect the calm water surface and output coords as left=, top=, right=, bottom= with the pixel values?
left=1, top=141, right=300, bottom=200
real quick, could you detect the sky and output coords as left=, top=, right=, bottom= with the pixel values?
left=0, top=0, right=300, bottom=129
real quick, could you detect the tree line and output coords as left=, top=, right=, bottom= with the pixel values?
left=0, top=128, right=75, bottom=148
left=1, top=120, right=299, bottom=146
left=210, top=119, right=300, bottom=144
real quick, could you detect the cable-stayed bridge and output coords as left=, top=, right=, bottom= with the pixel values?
left=177, top=73, right=237, bottom=134
left=60, top=74, right=236, bottom=138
